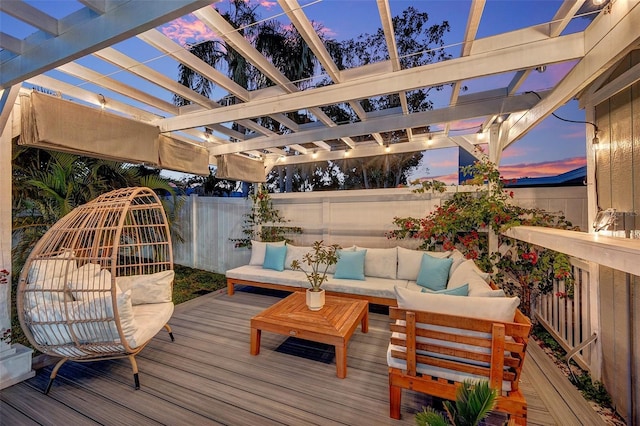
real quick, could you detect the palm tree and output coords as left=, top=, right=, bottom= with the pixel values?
left=11, top=145, right=183, bottom=269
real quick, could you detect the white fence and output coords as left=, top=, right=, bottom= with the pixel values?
left=534, top=257, right=597, bottom=373
left=173, top=186, right=587, bottom=274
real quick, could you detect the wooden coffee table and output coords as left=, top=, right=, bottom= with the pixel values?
left=250, top=292, right=369, bottom=378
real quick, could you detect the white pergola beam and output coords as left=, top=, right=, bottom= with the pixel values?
left=0, top=0, right=216, bottom=89
left=207, top=90, right=543, bottom=156
left=160, top=31, right=583, bottom=132
left=0, top=1, right=59, bottom=35
left=505, top=1, right=640, bottom=148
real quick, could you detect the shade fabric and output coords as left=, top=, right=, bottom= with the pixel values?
left=19, top=92, right=159, bottom=165
left=215, top=154, right=265, bottom=182
left=158, top=135, right=210, bottom=176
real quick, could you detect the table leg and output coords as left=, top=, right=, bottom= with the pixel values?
left=361, top=310, right=369, bottom=333
left=250, top=328, right=261, bottom=355
left=335, top=344, right=347, bottom=378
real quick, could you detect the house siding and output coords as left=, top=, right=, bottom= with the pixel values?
left=594, top=50, right=640, bottom=424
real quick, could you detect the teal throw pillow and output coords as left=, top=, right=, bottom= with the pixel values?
left=416, top=253, right=453, bottom=291
left=334, top=249, right=367, bottom=280
left=421, top=283, right=469, bottom=296
left=263, top=244, right=287, bottom=271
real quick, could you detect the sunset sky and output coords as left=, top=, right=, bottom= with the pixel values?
left=1, top=0, right=590, bottom=183
left=159, top=0, right=589, bottom=183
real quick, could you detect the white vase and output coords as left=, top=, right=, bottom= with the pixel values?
left=306, top=288, right=325, bottom=311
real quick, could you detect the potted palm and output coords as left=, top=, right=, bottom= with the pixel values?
left=291, top=240, right=339, bottom=310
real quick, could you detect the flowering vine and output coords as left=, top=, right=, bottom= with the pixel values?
left=1, top=268, right=11, bottom=346
left=387, top=161, right=577, bottom=317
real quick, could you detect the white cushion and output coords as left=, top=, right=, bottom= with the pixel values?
left=130, top=302, right=174, bottom=348
left=27, top=289, right=137, bottom=347
left=394, top=285, right=519, bottom=323
left=284, top=245, right=313, bottom=272
left=249, top=240, right=285, bottom=266
left=397, top=247, right=450, bottom=281
left=67, top=263, right=108, bottom=300
left=227, top=265, right=308, bottom=288
left=447, top=260, right=493, bottom=296
left=356, top=246, right=398, bottom=279
left=115, top=270, right=174, bottom=305
left=28, top=250, right=77, bottom=283
left=324, top=275, right=408, bottom=300
left=448, top=250, right=466, bottom=277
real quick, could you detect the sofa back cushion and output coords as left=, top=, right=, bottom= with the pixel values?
left=397, top=247, right=450, bottom=281
left=356, top=246, right=398, bottom=280
left=249, top=240, right=286, bottom=266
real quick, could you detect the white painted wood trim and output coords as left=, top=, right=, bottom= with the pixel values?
left=503, top=226, right=640, bottom=277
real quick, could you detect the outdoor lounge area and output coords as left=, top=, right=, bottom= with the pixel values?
left=2, top=0, right=640, bottom=425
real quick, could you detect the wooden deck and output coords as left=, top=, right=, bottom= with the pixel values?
left=1, top=288, right=606, bottom=425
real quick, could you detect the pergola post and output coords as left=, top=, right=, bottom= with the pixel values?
left=0, top=89, right=35, bottom=389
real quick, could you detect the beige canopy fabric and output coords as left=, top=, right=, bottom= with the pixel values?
left=215, top=154, right=265, bottom=182
left=158, top=135, right=209, bottom=176
left=19, top=92, right=159, bottom=165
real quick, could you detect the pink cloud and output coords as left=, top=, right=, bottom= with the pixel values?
left=501, top=146, right=531, bottom=158
left=160, top=15, right=219, bottom=47
left=499, top=157, right=586, bottom=179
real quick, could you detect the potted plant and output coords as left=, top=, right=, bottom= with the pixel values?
left=415, top=380, right=497, bottom=426
left=290, top=240, right=339, bottom=310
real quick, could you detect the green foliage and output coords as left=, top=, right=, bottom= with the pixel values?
left=415, top=380, right=497, bottom=426
left=571, top=373, right=612, bottom=406
left=290, top=240, right=339, bottom=291
left=172, top=265, right=227, bottom=305
left=388, top=161, right=576, bottom=316
left=229, top=187, right=302, bottom=248
left=11, top=146, right=184, bottom=272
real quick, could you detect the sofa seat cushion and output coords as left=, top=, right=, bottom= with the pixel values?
left=324, top=276, right=408, bottom=300
left=226, top=265, right=308, bottom=288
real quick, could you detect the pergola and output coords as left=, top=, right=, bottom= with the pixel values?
left=1, top=0, right=637, bottom=175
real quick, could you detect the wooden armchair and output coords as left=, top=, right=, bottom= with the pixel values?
left=387, top=305, right=531, bottom=425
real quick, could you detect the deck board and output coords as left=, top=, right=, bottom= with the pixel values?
left=1, top=289, right=606, bottom=425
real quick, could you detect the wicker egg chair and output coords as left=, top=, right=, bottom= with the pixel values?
left=17, top=187, right=175, bottom=394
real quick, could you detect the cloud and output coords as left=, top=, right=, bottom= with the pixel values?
left=499, top=157, right=586, bottom=179
left=160, top=15, right=219, bottom=46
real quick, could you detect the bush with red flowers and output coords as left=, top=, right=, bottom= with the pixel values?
left=387, top=161, right=577, bottom=317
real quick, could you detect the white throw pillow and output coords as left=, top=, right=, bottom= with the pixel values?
left=397, top=247, right=450, bottom=281
left=28, top=250, right=77, bottom=283
left=285, top=245, right=313, bottom=272
left=447, top=260, right=493, bottom=296
left=67, top=263, right=105, bottom=300
left=115, top=270, right=174, bottom=305
left=395, top=286, right=519, bottom=323
left=357, top=246, right=398, bottom=279
left=249, top=240, right=286, bottom=266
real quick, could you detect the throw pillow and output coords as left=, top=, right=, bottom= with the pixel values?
left=395, top=286, right=520, bottom=323
left=416, top=253, right=453, bottom=291
left=115, top=270, right=174, bottom=305
left=447, top=260, right=493, bottom=296
left=28, top=250, right=77, bottom=283
left=397, top=247, right=450, bottom=281
left=248, top=240, right=285, bottom=266
left=285, top=245, right=314, bottom=272
left=334, top=249, right=367, bottom=280
left=421, top=283, right=469, bottom=296
left=356, top=246, right=398, bottom=279
left=263, top=244, right=287, bottom=272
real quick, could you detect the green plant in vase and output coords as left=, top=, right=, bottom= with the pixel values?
left=291, top=240, right=339, bottom=310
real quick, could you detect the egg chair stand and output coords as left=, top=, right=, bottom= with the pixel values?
left=17, top=187, right=177, bottom=394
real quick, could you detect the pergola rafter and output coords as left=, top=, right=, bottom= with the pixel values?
left=0, top=0, right=634, bottom=171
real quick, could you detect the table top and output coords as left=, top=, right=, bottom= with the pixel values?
left=251, top=292, right=368, bottom=338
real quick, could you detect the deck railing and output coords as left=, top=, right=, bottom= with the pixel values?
left=534, top=256, right=596, bottom=373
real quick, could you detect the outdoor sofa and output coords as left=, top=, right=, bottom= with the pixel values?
left=225, top=242, right=507, bottom=306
